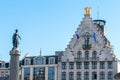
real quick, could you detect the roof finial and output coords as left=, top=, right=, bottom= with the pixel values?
left=85, top=7, right=91, bottom=16
left=40, top=48, right=42, bottom=56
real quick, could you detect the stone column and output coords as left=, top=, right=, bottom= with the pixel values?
left=45, top=66, right=48, bottom=80
left=30, top=67, right=33, bottom=80
left=9, top=48, right=20, bottom=80
left=55, top=66, right=57, bottom=80
left=66, top=62, right=69, bottom=80
left=74, top=62, right=76, bottom=80
left=105, top=61, right=107, bottom=80
left=21, top=68, right=24, bottom=80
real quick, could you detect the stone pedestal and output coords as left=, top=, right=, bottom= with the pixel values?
left=9, top=48, right=20, bottom=80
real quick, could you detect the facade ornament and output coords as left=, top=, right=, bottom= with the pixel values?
left=85, top=7, right=91, bottom=16
left=82, top=32, right=92, bottom=50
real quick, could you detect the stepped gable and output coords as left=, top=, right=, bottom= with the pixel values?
left=62, top=7, right=115, bottom=62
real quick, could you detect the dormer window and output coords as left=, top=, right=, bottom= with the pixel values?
left=49, top=57, right=55, bottom=64
left=35, top=57, right=45, bottom=65
left=25, top=59, right=31, bottom=65
left=1, top=63, right=5, bottom=68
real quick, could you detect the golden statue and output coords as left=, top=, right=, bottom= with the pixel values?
left=85, top=7, right=91, bottom=15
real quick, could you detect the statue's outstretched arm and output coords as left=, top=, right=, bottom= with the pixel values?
left=18, top=35, right=21, bottom=40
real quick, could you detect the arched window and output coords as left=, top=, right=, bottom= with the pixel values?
left=84, top=71, right=89, bottom=80
left=92, top=51, right=97, bottom=59
left=85, top=51, right=89, bottom=60
left=100, top=71, right=105, bottom=79
left=77, top=72, right=81, bottom=80
left=92, top=72, right=97, bottom=79
left=77, top=51, right=82, bottom=59
left=62, top=72, right=66, bottom=80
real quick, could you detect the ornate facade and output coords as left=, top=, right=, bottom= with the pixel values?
left=58, top=7, right=120, bottom=80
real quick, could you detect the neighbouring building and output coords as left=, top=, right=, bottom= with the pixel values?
left=0, top=7, right=120, bottom=80
left=114, top=72, right=120, bottom=80
left=20, top=53, right=59, bottom=80
left=0, top=60, right=9, bottom=80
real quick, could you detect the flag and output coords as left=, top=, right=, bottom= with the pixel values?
left=93, top=33, right=97, bottom=42
left=73, top=34, right=80, bottom=48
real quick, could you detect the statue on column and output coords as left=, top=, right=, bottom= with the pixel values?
left=12, top=29, right=21, bottom=49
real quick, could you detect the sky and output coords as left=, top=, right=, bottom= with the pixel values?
left=0, top=0, right=120, bottom=62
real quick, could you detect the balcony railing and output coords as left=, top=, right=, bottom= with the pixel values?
left=82, top=44, right=92, bottom=50
left=75, top=57, right=99, bottom=62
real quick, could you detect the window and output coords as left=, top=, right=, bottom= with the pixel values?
left=35, top=57, right=44, bottom=65
left=100, top=61, right=105, bottom=69
left=77, top=51, right=82, bottom=59
left=24, top=68, right=30, bottom=80
left=76, top=62, right=82, bottom=69
left=85, top=51, right=89, bottom=60
left=92, top=51, right=97, bottom=59
left=62, top=72, right=66, bottom=80
left=62, top=62, right=66, bottom=69
left=84, top=62, right=89, bottom=69
left=1, top=63, right=5, bottom=68
left=25, top=59, right=30, bottom=65
left=108, top=61, right=113, bottom=69
left=69, top=62, right=74, bottom=69
left=92, top=61, right=97, bottom=69
left=48, top=67, right=54, bottom=80
left=33, top=67, right=45, bottom=80
left=49, top=58, right=55, bottom=64
left=1, top=71, right=5, bottom=78
left=77, top=72, right=81, bottom=80
left=108, top=71, right=113, bottom=79
left=84, top=72, right=89, bottom=80
left=100, top=71, right=105, bottom=79
left=92, top=72, right=97, bottom=79
left=69, top=72, right=74, bottom=80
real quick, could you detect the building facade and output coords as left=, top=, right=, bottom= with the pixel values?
left=57, top=7, right=120, bottom=80
left=0, top=7, right=120, bottom=80
left=20, top=54, right=58, bottom=80
left=0, top=60, right=9, bottom=80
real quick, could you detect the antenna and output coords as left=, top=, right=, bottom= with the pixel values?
left=97, top=6, right=99, bottom=19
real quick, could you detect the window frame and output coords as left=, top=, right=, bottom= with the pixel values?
left=69, top=62, right=74, bottom=69
left=84, top=62, right=89, bottom=69
left=85, top=51, right=89, bottom=60
left=62, top=72, right=66, bottom=80
left=76, top=62, right=82, bottom=69
left=100, top=61, right=105, bottom=69
left=25, top=59, right=31, bottom=65
left=100, top=71, right=105, bottom=79
left=49, top=57, right=55, bottom=64
left=62, top=62, right=66, bottom=69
